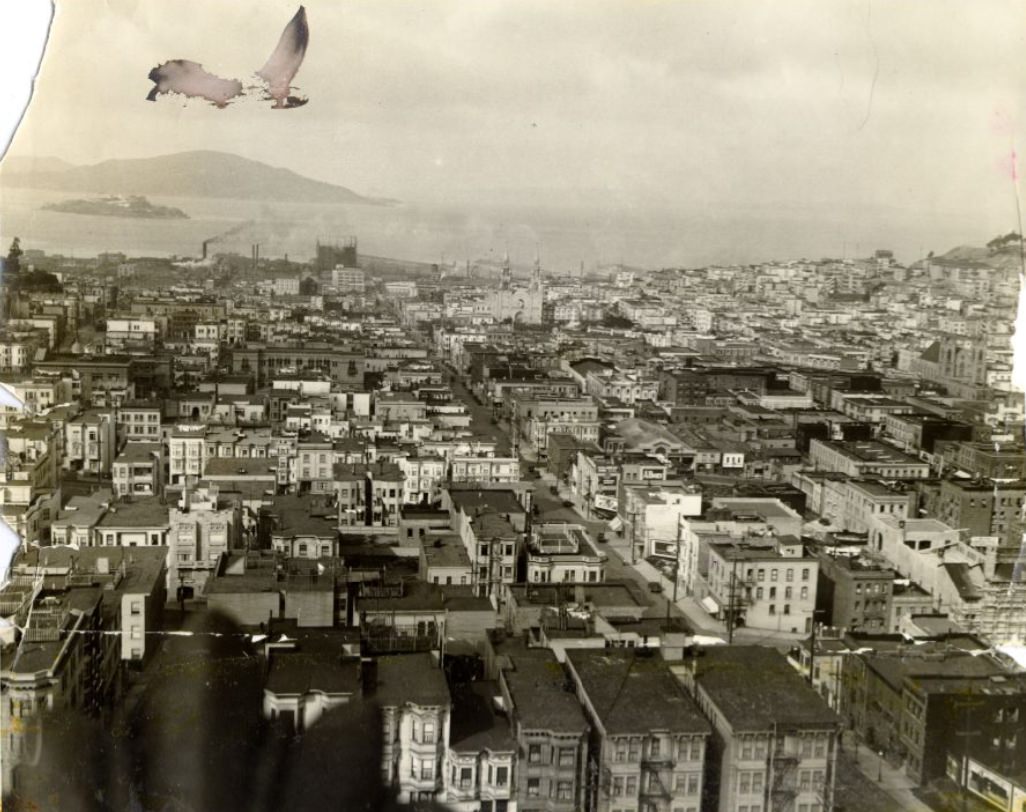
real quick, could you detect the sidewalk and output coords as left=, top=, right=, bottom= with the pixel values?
left=841, top=732, right=933, bottom=812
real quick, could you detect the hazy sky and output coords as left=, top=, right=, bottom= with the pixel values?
left=6, top=0, right=1026, bottom=238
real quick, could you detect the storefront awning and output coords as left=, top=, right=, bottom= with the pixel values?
left=700, top=596, right=720, bottom=615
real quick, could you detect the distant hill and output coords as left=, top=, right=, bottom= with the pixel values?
left=928, top=236, right=1024, bottom=272
left=0, top=150, right=396, bottom=206
left=0, top=155, right=77, bottom=175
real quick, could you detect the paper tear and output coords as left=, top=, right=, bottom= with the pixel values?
left=0, top=1, right=54, bottom=161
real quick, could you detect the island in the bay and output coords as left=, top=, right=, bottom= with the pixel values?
left=41, top=195, right=189, bottom=219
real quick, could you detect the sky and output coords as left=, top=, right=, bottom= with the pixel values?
left=4, top=0, right=1026, bottom=249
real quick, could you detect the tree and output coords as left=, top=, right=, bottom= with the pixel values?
left=5, top=237, right=22, bottom=276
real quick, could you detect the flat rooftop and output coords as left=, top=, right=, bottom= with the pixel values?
left=684, top=646, right=839, bottom=731
left=568, top=650, right=710, bottom=735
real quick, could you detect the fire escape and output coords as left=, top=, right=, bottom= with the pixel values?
left=769, top=727, right=799, bottom=812
left=640, top=737, right=675, bottom=807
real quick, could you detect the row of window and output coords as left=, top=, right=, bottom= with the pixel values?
left=526, top=777, right=573, bottom=800
left=752, top=586, right=808, bottom=601
left=527, top=744, right=576, bottom=766
left=450, top=764, right=510, bottom=789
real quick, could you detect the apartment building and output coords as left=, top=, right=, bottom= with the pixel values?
left=444, top=681, right=518, bottom=812
left=117, top=400, right=162, bottom=441
left=168, top=424, right=208, bottom=487
left=814, top=552, right=893, bottom=632
left=935, top=477, right=1025, bottom=550
left=377, top=653, right=452, bottom=805
left=701, top=536, right=819, bottom=635
left=567, top=649, right=711, bottom=812
left=808, top=439, right=930, bottom=479
left=497, top=644, right=590, bottom=812
left=63, top=409, right=116, bottom=475
left=333, top=462, right=406, bottom=527
left=451, top=456, right=521, bottom=486
left=621, top=484, right=703, bottom=561
left=526, top=522, right=607, bottom=585
left=673, top=646, right=841, bottom=812
left=112, top=442, right=163, bottom=498
left=266, top=494, right=339, bottom=560
left=168, top=485, right=240, bottom=595
left=296, top=431, right=334, bottom=493
left=514, top=396, right=601, bottom=451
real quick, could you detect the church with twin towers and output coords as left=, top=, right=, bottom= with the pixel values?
left=487, top=251, right=545, bottom=325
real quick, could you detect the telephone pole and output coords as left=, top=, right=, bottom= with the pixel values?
left=727, top=552, right=739, bottom=644
left=665, top=519, right=683, bottom=626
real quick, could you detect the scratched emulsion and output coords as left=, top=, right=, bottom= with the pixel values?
left=146, top=6, right=309, bottom=109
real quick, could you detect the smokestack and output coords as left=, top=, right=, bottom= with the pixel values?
left=202, top=240, right=209, bottom=260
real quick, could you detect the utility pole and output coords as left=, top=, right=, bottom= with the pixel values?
left=727, top=552, right=739, bottom=645
left=808, top=614, right=817, bottom=687
left=666, top=519, right=683, bottom=627
left=629, top=506, right=638, bottom=565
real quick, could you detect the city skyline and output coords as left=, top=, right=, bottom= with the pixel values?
left=3, top=0, right=1023, bottom=230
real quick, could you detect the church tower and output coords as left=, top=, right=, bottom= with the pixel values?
left=500, top=251, right=512, bottom=290
left=530, top=249, right=543, bottom=292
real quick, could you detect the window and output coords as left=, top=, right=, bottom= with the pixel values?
left=741, top=737, right=753, bottom=759
left=422, top=721, right=435, bottom=743
left=688, top=739, right=702, bottom=760
left=769, top=587, right=777, bottom=599
left=556, top=781, right=572, bottom=800
left=783, top=604, right=791, bottom=615
left=650, top=738, right=661, bottom=758
left=628, top=739, right=640, bottom=762
left=757, top=569, right=765, bottom=582
left=615, top=741, right=627, bottom=762
left=528, top=744, right=541, bottom=763
left=459, top=767, right=472, bottom=789
left=130, top=601, right=142, bottom=615
left=813, top=735, right=827, bottom=758
left=420, top=760, right=434, bottom=780
left=786, top=568, right=794, bottom=582
left=495, top=766, right=508, bottom=787
left=559, top=747, right=575, bottom=767
left=298, top=543, right=308, bottom=556
left=769, top=605, right=776, bottom=616
left=752, top=772, right=764, bottom=793
left=686, top=773, right=699, bottom=795
left=625, top=776, right=637, bottom=795
left=801, top=586, right=809, bottom=600
left=802, top=568, right=810, bottom=581
left=527, top=778, right=540, bottom=798
left=739, top=773, right=751, bottom=794
left=800, top=737, right=813, bottom=757
left=785, top=587, right=792, bottom=599
left=613, top=776, right=624, bottom=797
left=771, top=569, right=779, bottom=582
left=756, top=587, right=764, bottom=599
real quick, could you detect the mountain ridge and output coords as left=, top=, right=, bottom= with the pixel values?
left=0, top=150, right=397, bottom=207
